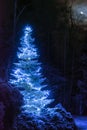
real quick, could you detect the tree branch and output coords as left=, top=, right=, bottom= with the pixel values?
left=16, top=4, right=31, bottom=22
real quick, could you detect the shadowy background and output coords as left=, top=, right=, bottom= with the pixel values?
left=0, top=0, right=87, bottom=115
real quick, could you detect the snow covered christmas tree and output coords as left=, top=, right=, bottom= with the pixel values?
left=9, top=26, right=52, bottom=114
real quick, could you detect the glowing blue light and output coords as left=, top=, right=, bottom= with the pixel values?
left=24, top=26, right=32, bottom=33
left=9, top=25, right=53, bottom=114
left=14, top=69, right=20, bottom=74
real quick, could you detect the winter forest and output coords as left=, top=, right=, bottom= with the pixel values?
left=0, top=0, right=87, bottom=130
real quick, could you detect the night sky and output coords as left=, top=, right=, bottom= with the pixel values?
left=0, top=0, right=87, bottom=81
left=0, top=0, right=34, bottom=80
left=0, top=0, right=56, bottom=75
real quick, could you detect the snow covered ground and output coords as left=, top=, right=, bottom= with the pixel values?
left=74, top=116, right=87, bottom=130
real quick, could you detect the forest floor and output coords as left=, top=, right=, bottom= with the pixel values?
left=74, top=116, right=87, bottom=130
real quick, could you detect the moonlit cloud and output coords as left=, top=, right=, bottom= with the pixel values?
left=72, top=4, right=87, bottom=24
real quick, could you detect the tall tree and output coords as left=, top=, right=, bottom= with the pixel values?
left=9, top=26, right=53, bottom=114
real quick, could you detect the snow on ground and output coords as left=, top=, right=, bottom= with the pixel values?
left=74, top=116, right=87, bottom=130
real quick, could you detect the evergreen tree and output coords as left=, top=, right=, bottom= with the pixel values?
left=9, top=26, right=52, bottom=114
